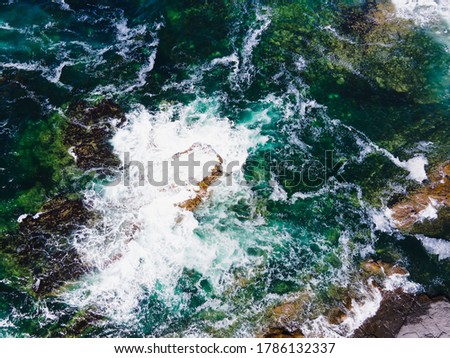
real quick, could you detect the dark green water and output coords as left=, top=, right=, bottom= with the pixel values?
left=0, top=0, right=449, bottom=337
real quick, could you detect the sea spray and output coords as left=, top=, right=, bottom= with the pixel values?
left=65, top=98, right=267, bottom=322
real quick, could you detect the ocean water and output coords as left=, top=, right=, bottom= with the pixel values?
left=0, top=0, right=449, bottom=337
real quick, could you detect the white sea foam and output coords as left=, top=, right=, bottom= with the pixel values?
left=123, top=49, right=157, bottom=93
left=303, top=271, right=421, bottom=337
left=63, top=98, right=268, bottom=321
left=0, top=60, right=74, bottom=88
left=400, top=155, right=429, bottom=182
left=232, top=7, right=271, bottom=88
left=370, top=144, right=428, bottom=183
left=371, top=207, right=395, bottom=232
left=418, top=201, right=439, bottom=220
left=32, top=212, right=43, bottom=220
left=0, top=22, right=27, bottom=34
left=392, top=0, right=450, bottom=26
left=0, top=61, right=43, bottom=72
left=340, top=284, right=383, bottom=335
left=294, top=55, right=308, bottom=72
left=269, top=177, right=288, bottom=201
left=68, top=146, right=77, bottom=162
left=417, top=234, right=450, bottom=260
left=161, top=6, right=270, bottom=94
left=0, top=22, right=14, bottom=31
left=301, top=281, right=383, bottom=337
left=17, top=214, right=28, bottom=223
left=115, top=18, right=148, bottom=58
left=0, top=318, right=15, bottom=329
left=52, top=0, right=71, bottom=11
left=44, top=60, right=74, bottom=84
left=383, top=272, right=422, bottom=293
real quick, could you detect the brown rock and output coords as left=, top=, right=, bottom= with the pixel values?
left=261, top=327, right=304, bottom=338
left=328, top=307, right=348, bottom=325
left=390, top=162, right=450, bottom=238
left=258, top=294, right=308, bottom=338
left=13, top=197, right=96, bottom=296
left=353, top=290, right=450, bottom=338
left=352, top=289, right=417, bottom=338
left=272, top=300, right=302, bottom=322
left=64, top=100, right=126, bottom=171
left=176, top=144, right=224, bottom=212
left=361, top=260, right=408, bottom=277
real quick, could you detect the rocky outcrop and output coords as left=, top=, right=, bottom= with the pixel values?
left=12, top=196, right=95, bottom=296
left=353, top=258, right=450, bottom=338
left=397, top=297, right=450, bottom=338
left=50, top=309, right=104, bottom=338
left=64, top=99, right=126, bottom=170
left=390, top=162, right=450, bottom=240
left=352, top=289, right=417, bottom=338
left=18, top=196, right=92, bottom=235
left=8, top=100, right=127, bottom=296
left=361, top=259, right=408, bottom=277
left=259, top=294, right=308, bottom=338
left=175, top=143, right=224, bottom=212
left=353, top=290, right=450, bottom=338
left=353, top=259, right=450, bottom=337
left=261, top=327, right=304, bottom=338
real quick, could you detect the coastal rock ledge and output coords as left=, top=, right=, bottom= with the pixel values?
left=353, top=290, right=450, bottom=338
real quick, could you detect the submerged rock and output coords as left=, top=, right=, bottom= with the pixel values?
left=50, top=309, right=105, bottom=338
left=337, top=1, right=447, bottom=101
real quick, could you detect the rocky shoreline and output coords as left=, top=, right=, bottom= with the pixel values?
left=389, top=162, right=450, bottom=240
left=353, top=161, right=450, bottom=338
left=353, top=291, right=450, bottom=338
left=4, top=102, right=450, bottom=337
left=2, top=100, right=126, bottom=297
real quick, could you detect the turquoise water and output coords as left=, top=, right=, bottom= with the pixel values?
left=0, top=0, right=449, bottom=337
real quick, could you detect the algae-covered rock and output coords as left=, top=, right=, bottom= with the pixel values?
left=2, top=99, right=126, bottom=296
left=258, top=293, right=309, bottom=338
left=10, top=196, right=96, bottom=296
left=410, top=207, right=450, bottom=241
left=64, top=99, right=126, bottom=170
left=261, top=1, right=449, bottom=103
left=50, top=309, right=105, bottom=338
left=18, top=195, right=92, bottom=235
left=361, top=259, right=408, bottom=277
left=157, top=0, right=233, bottom=65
